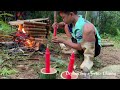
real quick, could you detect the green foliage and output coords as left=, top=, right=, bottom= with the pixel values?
left=0, top=57, right=4, bottom=65
left=0, top=13, right=13, bottom=17
left=50, top=56, right=68, bottom=67
left=99, top=11, right=120, bottom=35
left=0, top=12, right=14, bottom=21
left=0, top=21, right=16, bottom=35
left=0, top=67, right=18, bottom=76
left=1, top=11, right=120, bottom=37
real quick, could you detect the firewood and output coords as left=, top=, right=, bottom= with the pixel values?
left=23, top=24, right=46, bottom=29
left=0, top=35, right=13, bottom=38
left=24, top=21, right=47, bottom=26
left=24, top=28, right=47, bottom=31
left=25, top=30, right=47, bottom=33
left=19, top=18, right=49, bottom=22
left=34, top=38, right=47, bottom=40
left=27, top=32, right=47, bottom=35
left=101, top=43, right=114, bottom=47
left=34, top=38, right=48, bottom=43
left=101, top=39, right=109, bottom=42
left=9, top=18, right=50, bottom=25
left=26, top=30, right=47, bottom=33
left=8, top=21, right=24, bottom=25
left=31, top=34, right=46, bottom=36
left=0, top=41, right=15, bottom=45
left=28, top=34, right=47, bottom=37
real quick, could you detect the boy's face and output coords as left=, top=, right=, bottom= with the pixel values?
left=60, top=12, right=72, bottom=24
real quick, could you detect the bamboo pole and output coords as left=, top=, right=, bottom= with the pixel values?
left=23, top=24, right=46, bottom=29
left=54, top=11, right=57, bottom=23
left=24, top=28, right=47, bottom=31
left=85, top=11, right=88, bottom=20
left=24, top=21, right=47, bottom=26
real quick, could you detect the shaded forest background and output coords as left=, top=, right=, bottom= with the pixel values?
left=0, top=11, right=120, bottom=37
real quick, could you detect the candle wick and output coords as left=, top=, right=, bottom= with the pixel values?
left=72, top=51, right=75, bottom=53
left=47, top=44, right=49, bottom=48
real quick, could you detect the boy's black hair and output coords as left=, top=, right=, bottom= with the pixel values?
left=59, top=11, right=77, bottom=15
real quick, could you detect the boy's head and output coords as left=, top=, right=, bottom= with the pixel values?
left=59, top=11, right=77, bottom=24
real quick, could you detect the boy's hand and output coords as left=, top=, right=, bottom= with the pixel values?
left=52, top=36, right=64, bottom=43
left=52, top=22, right=59, bottom=29
left=52, top=22, right=65, bottom=29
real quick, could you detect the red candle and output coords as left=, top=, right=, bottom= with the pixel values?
left=53, top=26, right=57, bottom=36
left=67, top=51, right=75, bottom=79
left=45, top=47, right=50, bottom=73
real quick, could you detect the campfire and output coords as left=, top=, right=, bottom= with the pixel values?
left=0, top=18, right=51, bottom=60
left=9, top=18, right=51, bottom=48
left=14, top=24, right=35, bottom=48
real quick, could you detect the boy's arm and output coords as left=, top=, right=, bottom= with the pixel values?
left=62, top=40, right=82, bottom=50
left=52, top=36, right=82, bottom=50
left=62, top=23, right=96, bottom=50
left=58, top=22, right=65, bottom=29
left=52, top=23, right=96, bottom=51
left=52, top=22, right=65, bottom=29
left=64, top=24, right=72, bottom=38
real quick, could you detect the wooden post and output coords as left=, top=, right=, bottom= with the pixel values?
left=54, top=11, right=57, bottom=23
left=85, top=11, right=88, bottom=20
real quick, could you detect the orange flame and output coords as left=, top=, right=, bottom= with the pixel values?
left=18, top=24, right=23, bottom=31
left=22, top=28, right=26, bottom=33
left=26, top=39, right=33, bottom=47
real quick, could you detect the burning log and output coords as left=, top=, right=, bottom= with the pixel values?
left=24, top=39, right=34, bottom=48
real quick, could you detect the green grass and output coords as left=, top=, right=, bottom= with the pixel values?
left=0, top=67, right=18, bottom=76
left=0, top=20, right=16, bottom=35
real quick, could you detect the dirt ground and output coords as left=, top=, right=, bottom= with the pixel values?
left=97, top=47, right=120, bottom=67
left=0, top=44, right=120, bottom=79
left=0, top=34, right=120, bottom=79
